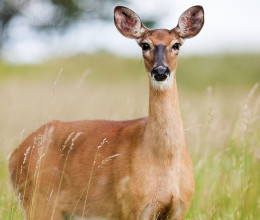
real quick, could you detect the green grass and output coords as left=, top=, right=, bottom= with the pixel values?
left=178, top=54, right=260, bottom=90
left=0, top=53, right=259, bottom=219
left=188, top=139, right=260, bottom=219
left=1, top=53, right=259, bottom=90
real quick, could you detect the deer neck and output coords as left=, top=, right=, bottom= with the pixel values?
left=144, top=75, right=185, bottom=160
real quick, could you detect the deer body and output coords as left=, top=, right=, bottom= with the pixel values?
left=8, top=5, right=204, bottom=220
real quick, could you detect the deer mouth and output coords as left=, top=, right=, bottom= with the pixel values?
left=153, top=73, right=169, bottom=81
left=150, top=71, right=174, bottom=89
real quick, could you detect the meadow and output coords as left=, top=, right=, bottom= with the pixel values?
left=0, top=53, right=259, bottom=219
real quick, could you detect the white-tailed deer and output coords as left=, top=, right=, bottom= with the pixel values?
left=8, top=5, right=204, bottom=220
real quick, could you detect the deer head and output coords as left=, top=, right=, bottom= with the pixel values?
left=114, top=6, right=204, bottom=90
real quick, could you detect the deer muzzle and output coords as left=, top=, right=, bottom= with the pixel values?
left=151, top=66, right=170, bottom=81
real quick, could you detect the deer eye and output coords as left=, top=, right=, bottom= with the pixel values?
left=141, top=43, right=150, bottom=51
left=172, top=43, right=180, bottom=50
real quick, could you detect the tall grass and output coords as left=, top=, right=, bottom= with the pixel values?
left=0, top=54, right=259, bottom=219
left=184, top=84, right=260, bottom=219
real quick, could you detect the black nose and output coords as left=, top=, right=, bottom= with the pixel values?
left=151, top=66, right=170, bottom=81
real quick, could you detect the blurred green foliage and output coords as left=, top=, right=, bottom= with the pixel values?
left=0, top=53, right=259, bottom=90
left=178, top=54, right=260, bottom=90
left=0, top=0, right=129, bottom=47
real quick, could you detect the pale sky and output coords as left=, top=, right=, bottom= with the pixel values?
left=2, top=0, right=260, bottom=63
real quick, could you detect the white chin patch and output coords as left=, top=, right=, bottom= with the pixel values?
left=150, top=72, right=174, bottom=90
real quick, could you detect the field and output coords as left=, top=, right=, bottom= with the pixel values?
left=0, top=53, right=259, bottom=219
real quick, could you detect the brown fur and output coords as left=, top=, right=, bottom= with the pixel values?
left=9, top=5, right=204, bottom=220
left=140, top=29, right=181, bottom=74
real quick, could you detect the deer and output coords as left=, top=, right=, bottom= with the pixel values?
left=8, top=5, right=204, bottom=220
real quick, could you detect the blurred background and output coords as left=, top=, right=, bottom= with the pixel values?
left=1, top=0, right=260, bottom=62
left=0, top=0, right=260, bottom=219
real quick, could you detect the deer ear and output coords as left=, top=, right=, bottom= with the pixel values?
left=114, top=6, right=147, bottom=39
left=175, top=6, right=204, bottom=39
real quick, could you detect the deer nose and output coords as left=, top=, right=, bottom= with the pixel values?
left=151, top=66, right=170, bottom=81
